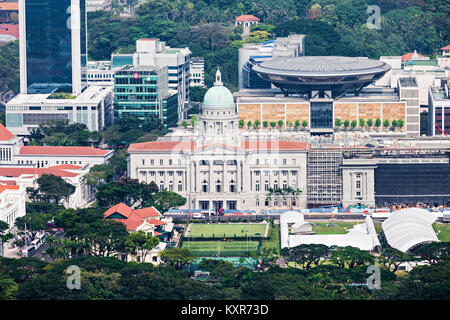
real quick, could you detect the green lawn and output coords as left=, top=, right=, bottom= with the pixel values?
left=188, top=223, right=267, bottom=238
left=261, top=223, right=280, bottom=252
left=433, top=223, right=450, bottom=242
left=311, top=222, right=358, bottom=235
left=182, top=240, right=260, bottom=257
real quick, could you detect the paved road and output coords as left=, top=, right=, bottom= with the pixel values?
left=32, top=231, right=65, bottom=261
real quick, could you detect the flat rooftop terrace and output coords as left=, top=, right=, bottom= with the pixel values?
left=7, top=86, right=113, bottom=105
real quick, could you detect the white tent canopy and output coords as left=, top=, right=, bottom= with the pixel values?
left=280, top=211, right=380, bottom=252
left=382, top=208, right=439, bottom=252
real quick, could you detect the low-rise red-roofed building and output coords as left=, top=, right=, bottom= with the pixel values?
left=235, top=14, right=260, bottom=26
left=104, top=203, right=172, bottom=265
left=441, top=45, right=450, bottom=57
left=0, top=183, right=25, bottom=235
left=401, top=50, right=426, bottom=63
left=0, top=165, right=95, bottom=209
left=15, top=145, right=113, bottom=168
left=0, top=123, right=23, bottom=164
left=0, top=125, right=113, bottom=168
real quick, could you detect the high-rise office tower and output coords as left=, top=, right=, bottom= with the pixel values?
left=19, top=0, right=87, bottom=94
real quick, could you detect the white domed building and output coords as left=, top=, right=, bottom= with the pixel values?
left=127, top=68, right=310, bottom=212
left=197, top=69, right=239, bottom=144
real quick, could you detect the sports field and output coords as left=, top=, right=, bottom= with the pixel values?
left=182, top=240, right=260, bottom=256
left=187, top=223, right=267, bottom=238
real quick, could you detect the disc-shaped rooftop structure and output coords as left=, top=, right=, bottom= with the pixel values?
left=252, top=56, right=391, bottom=97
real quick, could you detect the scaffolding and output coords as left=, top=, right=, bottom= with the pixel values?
left=307, top=148, right=343, bottom=207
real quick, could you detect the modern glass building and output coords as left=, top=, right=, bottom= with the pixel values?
left=114, top=65, right=179, bottom=129
left=19, top=0, right=87, bottom=94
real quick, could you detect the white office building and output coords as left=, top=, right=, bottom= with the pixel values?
left=86, top=0, right=111, bottom=12
left=0, top=123, right=24, bottom=164
left=428, top=84, right=450, bottom=136
left=8, top=1, right=114, bottom=136
left=376, top=55, right=447, bottom=106
left=133, top=38, right=191, bottom=110
left=0, top=184, right=26, bottom=232
left=87, top=61, right=115, bottom=86
left=190, top=57, right=205, bottom=87
left=6, top=85, right=114, bottom=136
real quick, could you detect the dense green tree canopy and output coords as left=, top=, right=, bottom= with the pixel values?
left=26, top=174, right=76, bottom=204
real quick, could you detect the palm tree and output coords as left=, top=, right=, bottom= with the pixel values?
left=295, top=120, right=301, bottom=131
left=254, top=119, right=261, bottom=129
left=247, top=120, right=252, bottom=129
left=266, top=186, right=302, bottom=210
left=43, top=235, right=58, bottom=262
left=263, top=120, right=268, bottom=129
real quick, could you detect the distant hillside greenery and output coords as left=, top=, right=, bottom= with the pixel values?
left=0, top=0, right=448, bottom=95
left=0, top=41, right=19, bottom=95
left=87, top=0, right=448, bottom=90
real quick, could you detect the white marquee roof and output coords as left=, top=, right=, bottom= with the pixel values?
left=382, top=208, right=439, bottom=252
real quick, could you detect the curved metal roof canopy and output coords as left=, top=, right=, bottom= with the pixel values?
left=252, top=56, right=391, bottom=97
left=382, top=208, right=439, bottom=252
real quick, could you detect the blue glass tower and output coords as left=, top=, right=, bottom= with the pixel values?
left=19, top=0, right=87, bottom=94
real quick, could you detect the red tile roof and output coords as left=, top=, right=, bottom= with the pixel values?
left=0, top=167, right=80, bottom=178
left=148, top=218, right=166, bottom=226
left=441, top=45, right=450, bottom=51
left=235, top=15, right=260, bottom=22
left=242, top=140, right=310, bottom=151
left=104, top=203, right=133, bottom=218
left=49, top=164, right=83, bottom=170
left=105, top=204, right=163, bottom=231
left=128, top=140, right=309, bottom=152
left=19, top=146, right=111, bottom=156
left=0, top=3, right=18, bottom=11
left=112, top=217, right=144, bottom=232
left=0, top=184, right=19, bottom=195
left=401, top=52, right=424, bottom=62
left=128, top=141, right=195, bottom=152
left=0, top=24, right=18, bottom=39
left=133, top=207, right=161, bottom=218
left=0, top=123, right=14, bottom=141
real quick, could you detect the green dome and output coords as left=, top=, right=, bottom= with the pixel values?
left=202, top=85, right=235, bottom=109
